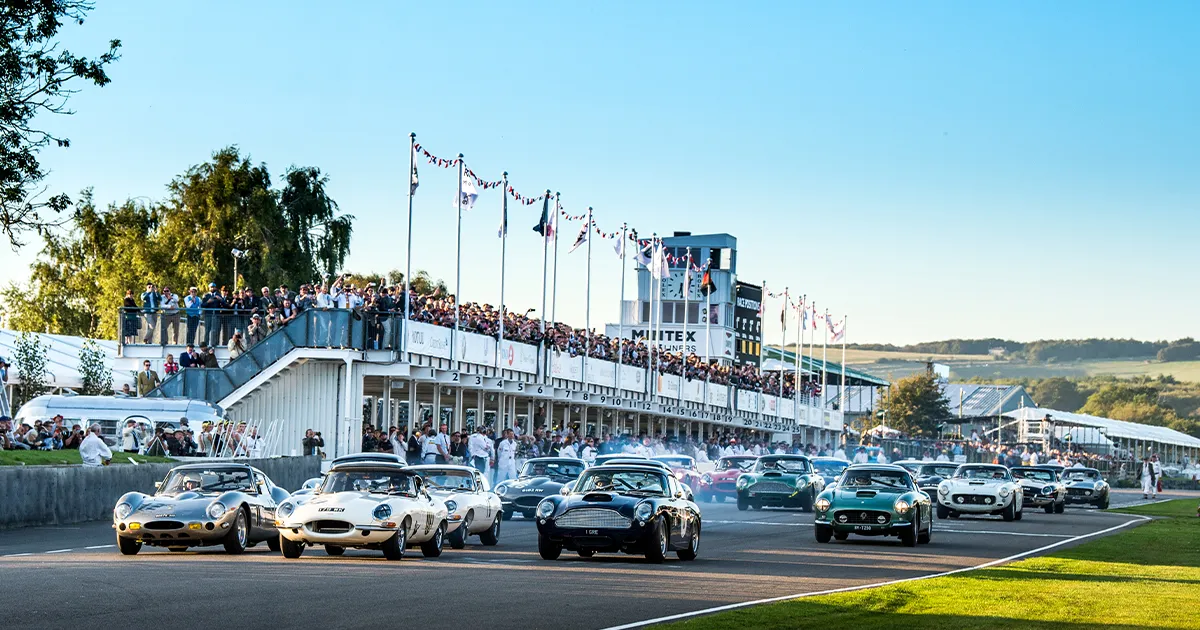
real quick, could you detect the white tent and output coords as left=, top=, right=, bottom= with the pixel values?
left=0, top=330, right=132, bottom=392
left=1006, top=407, right=1200, bottom=450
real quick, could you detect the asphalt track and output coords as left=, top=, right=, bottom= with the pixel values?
left=0, top=490, right=1175, bottom=630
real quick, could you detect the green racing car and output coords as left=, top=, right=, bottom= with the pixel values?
left=813, top=464, right=933, bottom=547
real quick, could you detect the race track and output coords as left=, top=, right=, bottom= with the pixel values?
left=0, top=490, right=1164, bottom=630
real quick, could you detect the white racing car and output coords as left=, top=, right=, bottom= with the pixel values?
left=408, top=465, right=503, bottom=548
left=275, top=462, right=449, bottom=560
left=936, top=463, right=1024, bottom=521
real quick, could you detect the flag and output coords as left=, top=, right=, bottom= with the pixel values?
left=614, top=229, right=626, bottom=259
left=801, top=305, right=808, bottom=330
left=497, top=196, right=507, bottom=238
left=757, top=283, right=765, bottom=318
left=635, top=240, right=653, bottom=267
left=781, top=304, right=787, bottom=332
left=410, top=149, right=419, bottom=196
left=455, top=172, right=478, bottom=210
left=832, top=323, right=845, bottom=342
left=699, top=269, right=716, bottom=296
left=569, top=220, right=589, bottom=253
left=656, top=242, right=672, bottom=279
left=532, top=196, right=554, bottom=241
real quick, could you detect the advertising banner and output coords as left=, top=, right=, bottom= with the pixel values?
left=682, top=378, right=704, bottom=403
left=407, top=322, right=452, bottom=359
left=619, top=365, right=646, bottom=393
left=707, top=384, right=730, bottom=409
left=551, top=351, right=582, bottom=382
left=458, top=331, right=495, bottom=366
left=736, top=388, right=758, bottom=413
left=585, top=359, right=616, bottom=388
left=654, top=373, right=681, bottom=398
left=499, top=339, right=539, bottom=374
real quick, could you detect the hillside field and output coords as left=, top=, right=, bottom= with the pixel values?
left=829, top=349, right=1200, bottom=383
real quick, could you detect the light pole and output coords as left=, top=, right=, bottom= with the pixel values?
left=231, top=248, right=250, bottom=290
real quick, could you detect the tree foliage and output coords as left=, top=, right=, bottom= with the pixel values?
left=12, top=331, right=48, bottom=409
left=78, top=338, right=110, bottom=395
left=1156, top=338, right=1200, bottom=362
left=0, top=0, right=120, bottom=244
left=0, top=147, right=353, bottom=337
left=1030, top=377, right=1085, bottom=412
left=878, top=373, right=950, bottom=437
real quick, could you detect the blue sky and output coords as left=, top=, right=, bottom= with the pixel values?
left=4, top=1, right=1198, bottom=345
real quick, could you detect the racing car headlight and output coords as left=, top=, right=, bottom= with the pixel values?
left=114, top=503, right=133, bottom=520
left=701, top=474, right=712, bottom=485
left=278, top=502, right=294, bottom=518
left=894, top=499, right=912, bottom=514
left=635, top=502, right=654, bottom=521
left=999, top=487, right=1011, bottom=497
left=536, top=500, right=555, bottom=519
left=496, top=485, right=508, bottom=497
left=938, top=484, right=950, bottom=495
left=207, top=502, right=227, bottom=519
left=795, top=477, right=808, bottom=489
left=736, top=476, right=750, bottom=489
left=444, top=500, right=458, bottom=514
left=373, top=504, right=392, bottom=521
left=1042, top=486, right=1055, bottom=495
left=814, top=498, right=830, bottom=512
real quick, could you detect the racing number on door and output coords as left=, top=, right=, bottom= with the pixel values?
left=425, top=513, right=434, bottom=535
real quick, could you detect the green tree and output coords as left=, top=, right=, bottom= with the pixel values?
left=0, top=0, right=120, bottom=244
left=78, top=338, right=111, bottom=395
left=878, top=373, right=950, bottom=437
left=12, top=332, right=48, bottom=410
left=1031, top=377, right=1086, bottom=412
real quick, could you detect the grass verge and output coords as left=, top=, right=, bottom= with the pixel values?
left=657, top=500, right=1200, bottom=630
left=0, top=450, right=174, bottom=466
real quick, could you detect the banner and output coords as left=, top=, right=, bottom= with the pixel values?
left=585, top=359, right=616, bottom=388
left=619, top=365, right=646, bottom=394
left=780, top=397, right=795, bottom=420
left=707, top=384, right=729, bottom=409
left=736, top=388, right=758, bottom=413
left=499, top=339, right=538, bottom=374
left=682, top=378, right=704, bottom=404
left=734, top=281, right=762, bottom=367
left=604, top=324, right=734, bottom=359
left=550, top=351, right=583, bottom=382
left=407, top=322, right=452, bottom=359
left=654, top=373, right=681, bottom=398
left=762, top=395, right=778, bottom=415
left=458, top=331, right=495, bottom=366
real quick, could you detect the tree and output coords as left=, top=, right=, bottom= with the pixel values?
left=0, top=0, right=120, bottom=244
left=878, top=373, right=950, bottom=437
left=12, top=332, right=48, bottom=410
left=78, top=338, right=111, bottom=395
left=279, top=167, right=353, bottom=279
left=1030, top=377, right=1085, bottom=412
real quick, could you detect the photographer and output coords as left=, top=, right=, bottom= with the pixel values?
left=79, top=424, right=112, bottom=466
left=302, top=428, right=324, bottom=457
left=62, top=424, right=84, bottom=450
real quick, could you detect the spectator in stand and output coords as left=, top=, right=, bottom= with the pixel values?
left=163, top=354, right=180, bottom=377
left=227, top=330, right=246, bottom=359
left=136, top=360, right=160, bottom=397
left=246, top=314, right=266, bottom=347
left=140, top=282, right=161, bottom=344
left=0, top=358, right=9, bottom=418
left=121, top=419, right=143, bottom=454
left=161, top=286, right=180, bottom=344
left=183, top=286, right=203, bottom=346
left=201, top=343, right=219, bottom=368
left=179, top=344, right=200, bottom=369
left=122, top=289, right=139, bottom=346
left=62, top=424, right=84, bottom=449
left=202, top=283, right=225, bottom=348
left=79, top=424, right=112, bottom=466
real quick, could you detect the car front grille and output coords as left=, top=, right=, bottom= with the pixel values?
left=1067, top=488, right=1094, bottom=497
left=143, top=520, right=185, bottom=530
left=714, top=482, right=736, bottom=492
left=513, top=496, right=544, bottom=509
left=1021, top=487, right=1042, bottom=498
left=555, top=508, right=630, bottom=529
left=833, top=510, right=891, bottom=525
left=749, top=481, right=794, bottom=494
left=310, top=520, right=353, bottom=534
left=952, top=494, right=997, bottom=506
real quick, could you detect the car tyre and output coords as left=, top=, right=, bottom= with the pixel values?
left=448, top=513, right=471, bottom=549
left=280, top=535, right=304, bottom=559
left=814, top=524, right=833, bottom=543
left=677, top=525, right=699, bottom=561
left=800, top=488, right=815, bottom=513
left=936, top=504, right=950, bottom=519
left=1002, top=500, right=1017, bottom=522
left=736, top=496, right=749, bottom=511
left=1054, top=501, right=1065, bottom=514
left=900, top=514, right=918, bottom=547
left=1043, top=503, right=1055, bottom=514
left=117, top=536, right=141, bottom=555
left=381, top=527, right=406, bottom=561
left=501, top=508, right=513, bottom=521
left=267, top=535, right=281, bottom=552
left=918, top=516, right=932, bottom=544
left=1015, top=505, right=1023, bottom=521
left=222, top=508, right=249, bottom=554
left=645, top=518, right=668, bottom=564
left=479, top=515, right=501, bottom=546
left=324, top=545, right=345, bottom=556
left=833, top=531, right=849, bottom=541
left=421, top=522, right=446, bottom=558
left=537, top=533, right=562, bottom=560
left=1097, top=495, right=1110, bottom=510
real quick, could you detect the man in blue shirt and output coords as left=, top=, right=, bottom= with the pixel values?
left=140, top=283, right=161, bottom=344
left=183, top=286, right=203, bottom=345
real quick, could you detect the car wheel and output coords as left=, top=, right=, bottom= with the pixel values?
left=501, top=508, right=513, bottom=521
left=677, top=525, right=699, bottom=561
left=222, top=508, right=249, bottom=554
left=1002, top=500, right=1016, bottom=522
left=814, top=524, right=833, bottom=543
left=421, top=522, right=446, bottom=558
left=833, top=531, right=848, bottom=541
left=1055, top=501, right=1065, bottom=514
left=537, top=533, right=562, bottom=560
left=280, top=535, right=304, bottom=559
left=800, top=488, right=815, bottom=513
left=736, top=496, right=749, bottom=511
left=479, top=515, right=501, bottom=546
left=645, top=518, right=668, bottom=564
left=1097, top=495, right=1110, bottom=510
left=948, top=511, right=960, bottom=519
left=936, top=504, right=950, bottom=519
left=267, top=535, right=281, bottom=552
left=899, top=514, right=918, bottom=547
left=168, top=546, right=188, bottom=553
left=702, top=493, right=713, bottom=504
left=1043, top=503, right=1055, bottom=514
left=381, top=526, right=406, bottom=561
left=448, top=513, right=471, bottom=550
left=918, top=514, right=932, bottom=544
left=117, top=535, right=142, bottom=556
left=577, top=549, right=594, bottom=558
left=324, top=545, right=345, bottom=556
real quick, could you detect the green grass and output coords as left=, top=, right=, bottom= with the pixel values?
left=0, top=450, right=175, bottom=466
left=657, top=499, right=1200, bottom=630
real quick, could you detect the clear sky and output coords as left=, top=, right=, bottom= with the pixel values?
left=4, top=1, right=1198, bottom=345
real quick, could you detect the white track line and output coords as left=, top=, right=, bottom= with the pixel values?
left=85, top=545, right=115, bottom=550
left=2, top=553, right=33, bottom=558
left=44, top=549, right=72, bottom=554
left=710, top=520, right=1074, bottom=538
left=600, top=514, right=1151, bottom=630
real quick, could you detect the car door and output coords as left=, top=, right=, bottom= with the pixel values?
left=666, top=477, right=686, bottom=546
left=251, top=472, right=277, bottom=537
left=473, top=472, right=492, bottom=522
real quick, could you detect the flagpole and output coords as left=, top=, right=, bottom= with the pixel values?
left=650, top=235, right=659, bottom=408
left=840, top=315, right=848, bottom=412
left=452, top=153, right=465, bottom=371
left=680, top=247, right=691, bottom=410
left=551, top=193, right=561, bottom=326
left=821, top=307, right=829, bottom=409
left=403, top=132, right=415, bottom=355
left=497, top=172, right=508, bottom=368
left=539, top=189, right=551, bottom=383
left=808, top=301, right=816, bottom=409
left=794, top=295, right=803, bottom=432
left=616, top=223, right=627, bottom=391
left=584, top=207, right=593, bottom=384
left=777, top=287, right=786, bottom=430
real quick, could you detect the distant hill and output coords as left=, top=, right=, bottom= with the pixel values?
left=849, top=338, right=1169, bottom=363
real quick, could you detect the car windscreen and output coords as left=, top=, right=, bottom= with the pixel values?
left=716, top=458, right=755, bottom=472
left=416, top=469, right=475, bottom=491
left=322, top=470, right=415, bottom=496
left=956, top=466, right=1009, bottom=480
left=813, top=460, right=849, bottom=476
left=755, top=458, right=810, bottom=473
left=576, top=470, right=667, bottom=496
left=1012, top=469, right=1055, bottom=482
left=920, top=465, right=958, bottom=478
left=1063, top=470, right=1100, bottom=481
left=159, top=468, right=252, bottom=495
left=520, top=461, right=585, bottom=479
left=653, top=456, right=693, bottom=469
left=895, top=462, right=921, bottom=473
left=840, top=470, right=913, bottom=490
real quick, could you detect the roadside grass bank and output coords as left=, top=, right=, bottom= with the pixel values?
left=0, top=450, right=174, bottom=466
left=656, top=500, right=1199, bottom=630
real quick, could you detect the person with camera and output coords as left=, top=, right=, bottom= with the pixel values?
left=302, top=428, right=324, bottom=457
left=62, top=424, right=85, bottom=450
left=80, top=424, right=112, bottom=466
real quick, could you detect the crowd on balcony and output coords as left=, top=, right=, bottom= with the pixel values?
left=123, top=275, right=827, bottom=399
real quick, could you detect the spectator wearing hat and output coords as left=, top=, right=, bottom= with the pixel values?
left=201, top=283, right=225, bottom=348
left=246, top=314, right=266, bottom=347
left=80, top=424, right=112, bottom=466
left=140, top=282, right=161, bottom=344
left=227, top=330, right=246, bottom=358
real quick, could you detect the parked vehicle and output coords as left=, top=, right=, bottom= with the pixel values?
left=16, top=394, right=223, bottom=443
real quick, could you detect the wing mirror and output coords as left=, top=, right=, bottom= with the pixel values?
left=153, top=481, right=162, bottom=490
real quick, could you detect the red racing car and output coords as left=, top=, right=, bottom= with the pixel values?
left=652, top=455, right=704, bottom=496
left=697, top=455, right=758, bottom=503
